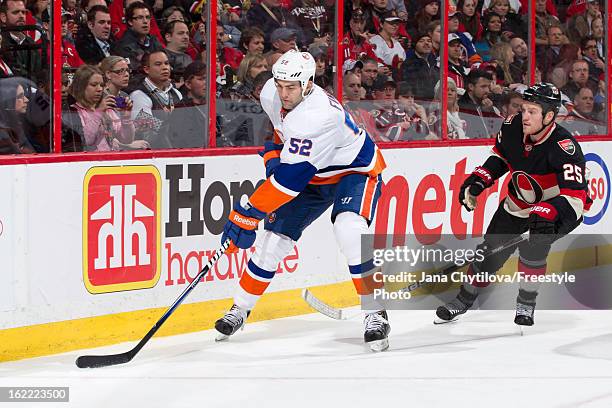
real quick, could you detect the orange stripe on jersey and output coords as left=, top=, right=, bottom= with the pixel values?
left=249, top=178, right=295, bottom=213
left=360, top=176, right=378, bottom=220
left=239, top=271, right=271, bottom=296
left=309, top=150, right=387, bottom=185
left=273, top=130, right=283, bottom=144
left=352, top=274, right=384, bottom=296
left=263, top=150, right=281, bottom=167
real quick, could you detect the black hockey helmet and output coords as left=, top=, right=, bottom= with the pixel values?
left=522, top=83, right=562, bottom=116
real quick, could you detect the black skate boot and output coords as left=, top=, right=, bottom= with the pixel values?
left=435, top=285, right=478, bottom=324
left=215, top=304, right=250, bottom=341
left=514, top=289, right=537, bottom=326
left=364, top=310, right=390, bottom=352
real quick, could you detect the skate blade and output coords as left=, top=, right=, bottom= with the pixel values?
left=367, top=338, right=389, bottom=352
left=433, top=316, right=459, bottom=325
left=215, top=332, right=230, bottom=342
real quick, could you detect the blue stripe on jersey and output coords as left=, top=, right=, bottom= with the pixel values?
left=317, top=137, right=375, bottom=174
left=274, top=161, right=318, bottom=193
left=348, top=259, right=376, bottom=275
left=248, top=259, right=276, bottom=279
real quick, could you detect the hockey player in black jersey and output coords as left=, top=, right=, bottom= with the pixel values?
left=436, top=83, right=591, bottom=326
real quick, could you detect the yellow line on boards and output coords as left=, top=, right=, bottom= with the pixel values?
left=0, top=281, right=357, bottom=363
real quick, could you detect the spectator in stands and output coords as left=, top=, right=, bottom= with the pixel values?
left=270, top=27, right=298, bottom=54
left=239, top=27, right=265, bottom=56
left=343, top=71, right=363, bottom=103
left=44, top=10, right=83, bottom=68
left=534, top=0, right=560, bottom=45
left=26, top=0, right=47, bottom=26
left=590, top=16, right=604, bottom=57
left=427, top=20, right=441, bottom=58
left=569, top=87, right=602, bottom=123
left=368, top=11, right=405, bottom=73
left=290, top=0, right=332, bottom=47
left=561, top=59, right=596, bottom=102
left=168, top=61, right=209, bottom=148
left=130, top=50, right=182, bottom=149
left=489, top=42, right=516, bottom=87
left=231, top=54, right=269, bottom=100
left=160, top=5, right=189, bottom=29
left=100, top=56, right=130, bottom=103
left=0, top=76, right=34, bottom=154
left=368, top=74, right=403, bottom=142
left=0, top=35, right=14, bottom=77
left=500, top=90, right=522, bottom=117
left=509, top=35, right=527, bottom=82
left=449, top=8, right=482, bottom=66
left=217, top=23, right=244, bottom=74
left=312, top=46, right=332, bottom=92
left=0, top=0, right=42, bottom=80
left=400, top=32, right=438, bottom=100
left=109, top=0, right=163, bottom=44
left=75, top=5, right=113, bottom=65
left=581, top=36, right=604, bottom=86
left=360, top=57, right=379, bottom=100
left=458, top=0, right=483, bottom=40
left=536, top=25, right=572, bottom=78
left=343, top=72, right=377, bottom=138
left=567, top=0, right=601, bottom=43
left=395, top=81, right=433, bottom=140
left=473, top=12, right=504, bottom=62
left=164, top=20, right=193, bottom=77
left=459, top=69, right=501, bottom=138
left=343, top=8, right=376, bottom=61
left=448, top=33, right=469, bottom=93
left=433, top=77, right=466, bottom=139
left=111, top=2, right=164, bottom=72
left=488, top=0, right=524, bottom=38
left=246, top=0, right=302, bottom=49
left=408, top=0, right=439, bottom=38
left=67, top=65, right=136, bottom=151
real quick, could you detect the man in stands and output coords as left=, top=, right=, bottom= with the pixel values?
left=75, top=5, right=113, bottom=65
left=112, top=2, right=163, bottom=73
left=561, top=59, right=596, bottom=102
left=164, top=20, right=193, bottom=78
left=0, top=0, right=42, bottom=80
left=130, top=50, right=182, bottom=149
left=459, top=69, right=502, bottom=139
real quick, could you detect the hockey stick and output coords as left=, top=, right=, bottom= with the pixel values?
left=303, top=234, right=528, bottom=320
left=75, top=239, right=231, bottom=368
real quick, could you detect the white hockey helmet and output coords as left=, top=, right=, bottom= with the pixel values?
left=272, top=49, right=316, bottom=96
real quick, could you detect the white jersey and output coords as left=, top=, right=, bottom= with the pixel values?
left=259, top=78, right=385, bottom=196
left=368, top=35, right=406, bottom=66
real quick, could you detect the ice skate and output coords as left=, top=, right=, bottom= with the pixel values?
left=434, top=285, right=478, bottom=324
left=215, top=304, right=250, bottom=341
left=364, top=310, right=390, bottom=352
left=514, top=289, right=537, bottom=326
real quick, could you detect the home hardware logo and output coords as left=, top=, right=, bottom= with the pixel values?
left=83, top=166, right=161, bottom=294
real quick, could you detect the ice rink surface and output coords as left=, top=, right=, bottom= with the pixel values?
left=1, top=308, right=612, bottom=408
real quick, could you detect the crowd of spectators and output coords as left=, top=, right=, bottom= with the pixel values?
left=0, top=0, right=608, bottom=154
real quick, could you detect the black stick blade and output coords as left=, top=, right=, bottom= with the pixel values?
left=76, top=351, right=134, bottom=368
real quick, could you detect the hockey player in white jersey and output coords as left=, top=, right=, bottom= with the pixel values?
left=214, top=50, right=390, bottom=351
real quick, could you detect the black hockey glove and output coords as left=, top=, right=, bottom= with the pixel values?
left=528, top=202, right=558, bottom=245
left=459, top=167, right=494, bottom=211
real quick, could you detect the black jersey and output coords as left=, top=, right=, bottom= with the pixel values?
left=483, top=113, right=589, bottom=220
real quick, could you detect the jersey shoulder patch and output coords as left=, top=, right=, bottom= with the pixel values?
left=503, top=113, right=518, bottom=125
left=557, top=138, right=576, bottom=155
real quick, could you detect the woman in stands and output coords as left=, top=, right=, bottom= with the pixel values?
left=458, top=0, right=483, bottom=40
left=66, top=64, right=136, bottom=151
left=0, top=77, right=35, bottom=154
left=231, top=54, right=269, bottom=100
left=474, top=12, right=505, bottom=62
